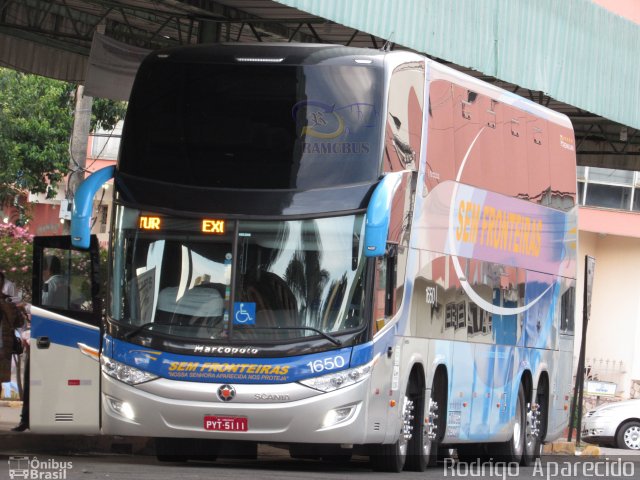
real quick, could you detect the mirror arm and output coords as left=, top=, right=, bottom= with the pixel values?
left=71, top=166, right=115, bottom=249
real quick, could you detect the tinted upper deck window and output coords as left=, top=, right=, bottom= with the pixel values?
left=119, top=62, right=383, bottom=190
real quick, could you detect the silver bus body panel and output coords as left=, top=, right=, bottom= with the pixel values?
left=102, top=371, right=387, bottom=443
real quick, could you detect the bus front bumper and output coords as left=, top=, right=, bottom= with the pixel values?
left=101, top=373, right=378, bottom=444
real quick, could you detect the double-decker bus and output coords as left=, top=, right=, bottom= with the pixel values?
left=28, top=43, right=577, bottom=472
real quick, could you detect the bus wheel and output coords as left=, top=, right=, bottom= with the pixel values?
left=405, top=392, right=439, bottom=471
left=369, top=392, right=412, bottom=472
left=489, top=384, right=526, bottom=463
left=522, top=401, right=543, bottom=465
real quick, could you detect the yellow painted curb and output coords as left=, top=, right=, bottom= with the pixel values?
left=551, top=442, right=577, bottom=455
left=580, top=445, right=601, bottom=457
left=542, top=443, right=555, bottom=454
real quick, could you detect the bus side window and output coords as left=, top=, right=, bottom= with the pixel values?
left=373, top=245, right=398, bottom=334
left=384, top=247, right=397, bottom=317
left=560, top=285, right=575, bottom=334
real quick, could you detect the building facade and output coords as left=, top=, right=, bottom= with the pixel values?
left=577, top=166, right=640, bottom=400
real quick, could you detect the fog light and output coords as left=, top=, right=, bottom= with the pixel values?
left=322, top=405, right=356, bottom=428
left=106, top=396, right=135, bottom=420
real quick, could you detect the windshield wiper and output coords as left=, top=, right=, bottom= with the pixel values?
left=125, top=322, right=157, bottom=340
left=238, top=326, right=342, bottom=346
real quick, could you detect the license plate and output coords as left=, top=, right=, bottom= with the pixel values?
left=204, top=415, right=248, bottom=432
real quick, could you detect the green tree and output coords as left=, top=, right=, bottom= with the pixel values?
left=92, top=96, right=127, bottom=131
left=0, top=69, right=73, bottom=204
left=0, top=68, right=126, bottom=206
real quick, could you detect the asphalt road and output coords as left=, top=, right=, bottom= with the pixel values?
left=1, top=446, right=640, bottom=480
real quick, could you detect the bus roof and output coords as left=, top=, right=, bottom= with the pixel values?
left=426, top=59, right=573, bottom=130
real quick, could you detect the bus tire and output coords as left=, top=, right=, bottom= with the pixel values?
left=404, top=389, right=429, bottom=471
left=522, top=383, right=546, bottom=466
left=405, top=379, right=443, bottom=470
left=369, top=439, right=405, bottom=472
left=489, top=384, right=526, bottom=463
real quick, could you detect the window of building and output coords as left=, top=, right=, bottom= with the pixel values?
left=578, top=167, right=639, bottom=212
left=588, top=167, right=634, bottom=185
left=584, top=183, right=632, bottom=210
left=91, top=121, right=123, bottom=160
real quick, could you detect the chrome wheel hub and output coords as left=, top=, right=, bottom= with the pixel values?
left=400, top=396, right=414, bottom=456
left=624, top=426, right=640, bottom=450
left=526, top=402, right=542, bottom=449
left=427, top=399, right=439, bottom=441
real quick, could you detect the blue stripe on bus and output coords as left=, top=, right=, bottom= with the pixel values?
left=31, top=313, right=100, bottom=350
left=109, top=337, right=364, bottom=384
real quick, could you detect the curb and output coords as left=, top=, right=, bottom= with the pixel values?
left=579, top=445, right=602, bottom=457
left=543, top=441, right=577, bottom=456
left=543, top=441, right=603, bottom=457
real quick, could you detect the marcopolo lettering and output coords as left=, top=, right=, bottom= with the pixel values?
left=193, top=345, right=259, bottom=355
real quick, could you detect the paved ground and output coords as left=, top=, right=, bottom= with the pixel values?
left=0, top=401, right=20, bottom=431
left=0, top=401, right=153, bottom=455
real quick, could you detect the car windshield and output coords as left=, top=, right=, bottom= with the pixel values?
left=111, top=206, right=367, bottom=343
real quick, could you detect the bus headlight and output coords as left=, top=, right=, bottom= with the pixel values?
left=322, top=405, right=357, bottom=428
left=105, top=395, right=136, bottom=420
left=299, top=360, right=373, bottom=392
left=101, top=356, right=158, bottom=385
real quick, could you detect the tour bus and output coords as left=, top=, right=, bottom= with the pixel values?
left=29, top=43, right=577, bottom=472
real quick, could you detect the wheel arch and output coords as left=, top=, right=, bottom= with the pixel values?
left=520, top=369, right=534, bottom=405
left=535, top=371, right=551, bottom=440
left=406, top=361, right=426, bottom=395
left=614, top=418, right=640, bottom=447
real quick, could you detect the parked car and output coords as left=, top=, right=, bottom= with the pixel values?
left=582, top=399, right=640, bottom=450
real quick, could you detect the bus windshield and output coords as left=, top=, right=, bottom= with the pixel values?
left=111, top=206, right=367, bottom=343
left=119, top=61, right=383, bottom=190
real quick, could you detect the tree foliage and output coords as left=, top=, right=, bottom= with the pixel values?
left=0, top=69, right=73, bottom=203
left=0, top=68, right=127, bottom=205
left=92, top=97, right=127, bottom=131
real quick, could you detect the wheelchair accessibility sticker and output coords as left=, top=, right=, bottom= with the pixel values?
left=233, top=302, right=256, bottom=325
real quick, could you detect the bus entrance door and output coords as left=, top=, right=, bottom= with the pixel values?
left=29, top=235, right=102, bottom=434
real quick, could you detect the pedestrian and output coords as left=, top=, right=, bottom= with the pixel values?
left=42, top=254, right=68, bottom=308
left=12, top=307, right=30, bottom=432
left=0, top=266, right=19, bottom=300
left=0, top=271, right=24, bottom=400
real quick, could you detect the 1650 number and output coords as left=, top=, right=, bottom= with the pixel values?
left=306, top=355, right=346, bottom=374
